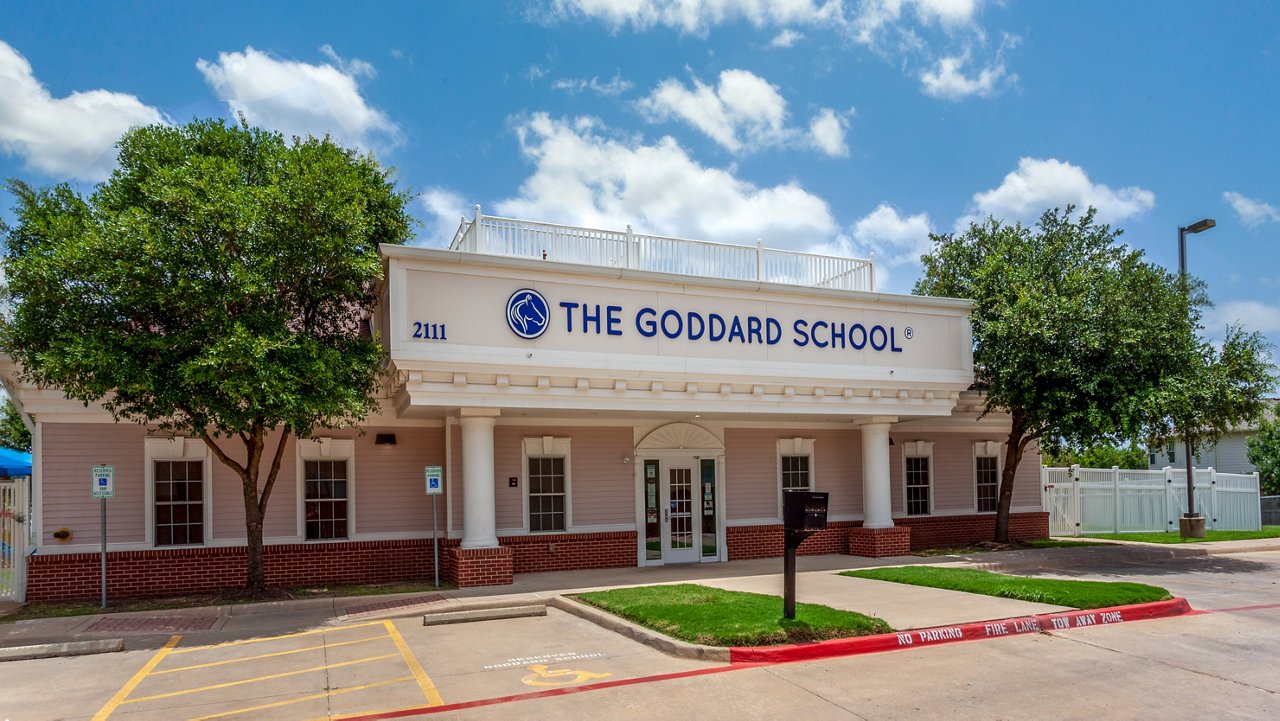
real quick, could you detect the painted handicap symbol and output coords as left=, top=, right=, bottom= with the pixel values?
left=521, top=664, right=611, bottom=687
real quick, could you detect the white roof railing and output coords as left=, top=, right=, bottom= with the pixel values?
left=448, top=206, right=875, bottom=292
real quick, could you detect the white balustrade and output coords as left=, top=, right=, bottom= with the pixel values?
left=449, top=208, right=874, bottom=292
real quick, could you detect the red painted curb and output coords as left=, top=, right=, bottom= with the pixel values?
left=729, top=597, right=1194, bottom=664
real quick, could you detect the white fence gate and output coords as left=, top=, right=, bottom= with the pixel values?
left=1042, top=465, right=1262, bottom=536
left=0, top=478, right=30, bottom=601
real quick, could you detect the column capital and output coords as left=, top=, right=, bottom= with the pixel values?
left=854, top=416, right=898, bottom=427
left=458, top=407, right=501, bottom=418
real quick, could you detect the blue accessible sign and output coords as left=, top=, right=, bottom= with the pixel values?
left=91, top=464, right=115, bottom=499
left=424, top=465, right=443, bottom=495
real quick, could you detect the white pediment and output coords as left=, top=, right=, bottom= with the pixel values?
left=636, top=422, right=723, bottom=451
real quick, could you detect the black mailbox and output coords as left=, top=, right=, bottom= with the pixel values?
left=783, top=490, right=829, bottom=532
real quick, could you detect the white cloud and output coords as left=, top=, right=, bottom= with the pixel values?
left=770, top=29, right=804, bottom=47
left=851, top=203, right=934, bottom=266
left=961, top=157, right=1156, bottom=228
left=1207, top=300, right=1280, bottom=335
left=919, top=52, right=1010, bottom=99
left=1223, top=191, right=1280, bottom=229
left=547, top=0, right=845, bottom=35
left=638, top=69, right=791, bottom=153
left=196, top=46, right=399, bottom=150
left=551, top=73, right=634, bottom=96
left=496, top=113, right=836, bottom=248
left=419, top=187, right=472, bottom=246
left=808, top=108, right=850, bottom=157
left=0, top=40, right=165, bottom=181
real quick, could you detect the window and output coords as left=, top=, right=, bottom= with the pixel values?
left=903, top=441, right=933, bottom=516
left=304, top=460, right=349, bottom=540
left=1148, top=452, right=1157, bottom=466
left=523, top=436, right=571, bottom=533
left=528, top=457, right=566, bottom=531
left=781, top=455, right=811, bottom=490
left=146, top=436, right=210, bottom=547
left=297, top=438, right=355, bottom=541
left=777, top=438, right=816, bottom=517
left=974, top=441, right=1000, bottom=514
left=155, top=460, right=204, bottom=546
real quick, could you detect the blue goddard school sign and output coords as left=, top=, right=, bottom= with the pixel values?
left=509, top=293, right=910, bottom=353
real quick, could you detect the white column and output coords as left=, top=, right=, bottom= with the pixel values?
left=861, top=419, right=896, bottom=529
left=460, top=409, right=500, bottom=549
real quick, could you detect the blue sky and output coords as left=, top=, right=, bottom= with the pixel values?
left=2, top=0, right=1278, bottom=352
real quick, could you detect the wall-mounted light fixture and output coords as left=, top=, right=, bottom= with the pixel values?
left=375, top=433, right=397, bottom=446
left=622, top=456, right=632, bottom=464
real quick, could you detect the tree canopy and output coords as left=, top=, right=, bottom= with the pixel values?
left=1247, top=415, right=1280, bottom=496
left=1, top=118, right=413, bottom=591
left=0, top=399, right=31, bottom=452
left=1041, top=443, right=1149, bottom=470
left=915, top=207, right=1209, bottom=542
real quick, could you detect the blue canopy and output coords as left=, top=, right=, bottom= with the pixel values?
left=0, top=447, right=32, bottom=477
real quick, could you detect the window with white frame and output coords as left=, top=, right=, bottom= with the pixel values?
left=297, top=439, right=354, bottom=541
left=903, top=441, right=933, bottom=516
left=974, top=441, right=1001, bottom=513
left=778, top=437, right=816, bottom=492
left=145, top=437, right=210, bottom=547
left=523, top=437, right=571, bottom=532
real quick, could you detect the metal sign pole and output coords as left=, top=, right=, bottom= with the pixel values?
left=432, top=494, right=439, bottom=589
left=100, top=497, right=107, bottom=609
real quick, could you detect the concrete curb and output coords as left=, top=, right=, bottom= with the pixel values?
left=548, top=596, right=731, bottom=662
left=729, top=597, right=1194, bottom=664
left=0, top=638, right=125, bottom=663
left=422, top=605, right=546, bottom=626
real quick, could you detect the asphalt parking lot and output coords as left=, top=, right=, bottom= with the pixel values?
left=35, top=607, right=717, bottom=720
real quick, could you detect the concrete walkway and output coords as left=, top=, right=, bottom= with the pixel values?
left=1, top=539, right=1275, bottom=656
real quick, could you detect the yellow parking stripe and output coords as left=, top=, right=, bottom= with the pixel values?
left=123, top=654, right=399, bottom=704
left=383, top=620, right=444, bottom=706
left=170, top=621, right=387, bottom=654
left=91, top=635, right=182, bottom=721
left=155, top=634, right=389, bottom=674
left=188, top=676, right=414, bottom=721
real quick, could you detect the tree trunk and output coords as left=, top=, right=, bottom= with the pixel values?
left=243, top=491, right=266, bottom=592
left=994, top=408, right=1029, bottom=544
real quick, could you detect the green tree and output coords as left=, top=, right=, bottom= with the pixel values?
left=0, top=398, right=31, bottom=452
left=915, top=207, right=1196, bottom=543
left=1138, top=326, right=1274, bottom=499
left=1042, top=443, right=1148, bottom=469
left=1, top=119, right=412, bottom=593
left=1246, top=416, right=1280, bottom=496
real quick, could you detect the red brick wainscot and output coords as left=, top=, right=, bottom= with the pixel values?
left=26, top=539, right=442, bottom=602
left=726, top=512, right=1050, bottom=561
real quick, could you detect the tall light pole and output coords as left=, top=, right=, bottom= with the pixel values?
left=1177, top=217, right=1214, bottom=537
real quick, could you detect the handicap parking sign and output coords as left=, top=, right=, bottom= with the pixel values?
left=91, top=465, right=115, bottom=499
left=424, top=465, right=443, bottom=495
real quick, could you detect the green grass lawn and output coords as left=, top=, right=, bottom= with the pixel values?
left=574, top=583, right=891, bottom=646
left=1085, top=526, right=1280, bottom=544
left=841, top=567, right=1171, bottom=609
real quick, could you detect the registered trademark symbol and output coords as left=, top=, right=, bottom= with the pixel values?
left=904, top=327, right=914, bottom=340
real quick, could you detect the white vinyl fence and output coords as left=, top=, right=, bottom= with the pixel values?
left=0, top=478, right=30, bottom=601
left=1042, top=465, right=1262, bottom=536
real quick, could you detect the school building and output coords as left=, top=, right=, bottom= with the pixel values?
left=1, top=212, right=1047, bottom=601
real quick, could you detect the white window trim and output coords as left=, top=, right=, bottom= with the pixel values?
left=144, top=436, right=213, bottom=547
left=522, top=436, right=572, bottom=533
left=902, top=440, right=934, bottom=517
left=776, top=437, right=816, bottom=518
left=296, top=438, right=356, bottom=541
left=973, top=440, right=1003, bottom=514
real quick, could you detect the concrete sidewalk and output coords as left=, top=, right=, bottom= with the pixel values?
left=1, top=539, right=1273, bottom=656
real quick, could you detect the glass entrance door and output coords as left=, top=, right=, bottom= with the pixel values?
left=663, top=461, right=699, bottom=563
left=642, top=457, right=719, bottom=564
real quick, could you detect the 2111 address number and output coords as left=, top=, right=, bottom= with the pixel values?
left=411, top=322, right=447, bottom=340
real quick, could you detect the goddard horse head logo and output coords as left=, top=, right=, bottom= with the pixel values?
left=506, top=288, right=550, bottom=339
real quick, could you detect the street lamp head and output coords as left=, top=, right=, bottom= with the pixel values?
left=1183, top=218, right=1216, bottom=234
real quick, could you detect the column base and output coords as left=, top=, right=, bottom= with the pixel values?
left=447, top=546, right=514, bottom=587
left=847, top=526, right=912, bottom=558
